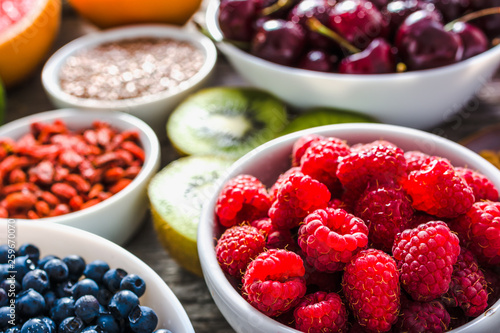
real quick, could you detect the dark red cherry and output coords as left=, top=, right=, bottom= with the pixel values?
left=288, top=0, right=338, bottom=51
left=218, top=0, right=262, bottom=42
left=423, top=0, right=471, bottom=21
left=370, top=0, right=390, bottom=10
left=451, top=22, right=489, bottom=60
left=328, top=0, right=389, bottom=50
left=471, top=0, right=500, bottom=39
left=298, top=49, right=338, bottom=71
left=339, top=38, right=396, bottom=74
left=382, top=0, right=441, bottom=40
left=395, top=10, right=463, bottom=70
left=251, top=19, right=307, bottom=66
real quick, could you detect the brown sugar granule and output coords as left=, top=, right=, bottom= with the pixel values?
left=59, top=37, right=205, bottom=101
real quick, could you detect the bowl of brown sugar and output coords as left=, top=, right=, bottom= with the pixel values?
left=42, top=24, right=217, bottom=135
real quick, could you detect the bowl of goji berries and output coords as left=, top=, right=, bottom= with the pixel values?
left=198, top=123, right=500, bottom=333
left=0, top=108, right=161, bottom=245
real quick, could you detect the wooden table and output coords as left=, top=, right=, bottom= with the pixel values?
left=4, top=4, right=500, bottom=333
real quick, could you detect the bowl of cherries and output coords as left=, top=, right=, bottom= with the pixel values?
left=205, top=0, right=500, bottom=129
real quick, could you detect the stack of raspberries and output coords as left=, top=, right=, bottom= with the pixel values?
left=214, top=134, right=500, bottom=333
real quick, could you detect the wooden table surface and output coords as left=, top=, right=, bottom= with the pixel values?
left=4, top=3, right=500, bottom=333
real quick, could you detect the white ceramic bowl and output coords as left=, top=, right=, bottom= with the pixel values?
left=198, top=123, right=500, bottom=333
left=205, top=0, right=500, bottom=130
left=0, top=109, right=161, bottom=245
left=0, top=220, right=195, bottom=332
left=42, top=24, right=217, bottom=135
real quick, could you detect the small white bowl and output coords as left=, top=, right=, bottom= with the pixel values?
left=0, top=219, right=195, bottom=332
left=42, top=24, right=217, bottom=135
left=205, top=0, right=500, bottom=130
left=0, top=109, right=161, bottom=245
left=198, top=123, right=500, bottom=333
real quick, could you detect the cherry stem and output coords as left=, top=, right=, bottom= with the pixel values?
left=306, top=17, right=361, bottom=54
left=444, top=7, right=500, bottom=31
left=261, top=0, right=293, bottom=16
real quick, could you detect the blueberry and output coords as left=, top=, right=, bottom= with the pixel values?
left=20, top=318, right=52, bottom=333
left=43, top=259, right=69, bottom=283
left=75, top=295, right=100, bottom=324
left=22, top=269, right=50, bottom=294
left=16, top=288, right=46, bottom=318
left=62, top=255, right=86, bottom=282
left=43, top=291, right=57, bottom=309
left=96, top=287, right=113, bottom=307
left=18, top=244, right=40, bottom=264
left=120, top=274, right=146, bottom=297
left=0, top=245, right=12, bottom=264
left=0, top=264, right=8, bottom=280
left=5, top=325, right=21, bottom=333
left=84, top=260, right=109, bottom=284
left=0, top=306, right=13, bottom=329
left=49, top=297, right=75, bottom=325
left=36, top=255, right=59, bottom=269
left=102, top=268, right=128, bottom=293
left=128, top=305, right=158, bottom=333
left=108, top=290, right=139, bottom=319
left=96, top=313, right=121, bottom=333
left=72, top=278, right=99, bottom=300
left=81, top=326, right=99, bottom=333
left=54, top=280, right=74, bottom=298
left=0, top=289, right=7, bottom=307
left=13, top=256, right=35, bottom=282
left=0, top=279, right=20, bottom=296
left=58, top=316, right=84, bottom=333
left=39, top=317, right=56, bottom=332
left=153, top=330, right=173, bottom=333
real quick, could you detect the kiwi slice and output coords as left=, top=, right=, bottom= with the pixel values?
left=167, top=87, right=289, bottom=158
left=280, top=107, right=378, bottom=135
left=148, top=155, right=234, bottom=276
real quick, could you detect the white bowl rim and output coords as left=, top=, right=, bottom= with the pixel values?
left=42, top=24, right=217, bottom=109
left=205, top=0, right=500, bottom=82
left=0, top=219, right=195, bottom=333
left=0, top=108, right=160, bottom=224
left=198, top=122, right=500, bottom=333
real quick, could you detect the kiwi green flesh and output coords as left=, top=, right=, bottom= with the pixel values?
left=147, top=155, right=234, bottom=241
left=280, top=107, right=378, bottom=135
left=167, top=87, right=288, bottom=158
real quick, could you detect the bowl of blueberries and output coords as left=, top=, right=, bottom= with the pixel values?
left=205, top=0, right=500, bottom=130
left=0, top=220, right=195, bottom=333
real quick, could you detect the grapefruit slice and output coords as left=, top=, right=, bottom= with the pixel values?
left=148, top=155, right=234, bottom=276
left=0, top=0, right=61, bottom=88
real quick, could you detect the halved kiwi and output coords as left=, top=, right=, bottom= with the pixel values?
left=166, top=87, right=289, bottom=158
left=279, top=107, right=378, bottom=135
left=148, top=155, right=234, bottom=276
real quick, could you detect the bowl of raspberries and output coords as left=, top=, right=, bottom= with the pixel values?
left=198, top=122, right=500, bottom=333
left=205, top=0, right=500, bottom=129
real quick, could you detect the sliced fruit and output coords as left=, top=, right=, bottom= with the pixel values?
left=167, top=87, right=289, bottom=158
left=148, top=155, right=235, bottom=276
left=68, top=0, right=203, bottom=29
left=280, top=107, right=378, bottom=135
left=0, top=0, right=61, bottom=88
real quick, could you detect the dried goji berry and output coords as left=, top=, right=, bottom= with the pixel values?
left=104, top=167, right=124, bottom=184
left=83, top=129, right=98, bottom=146
left=0, top=206, right=7, bottom=218
left=8, top=168, right=27, bottom=184
left=123, top=165, right=141, bottom=179
left=54, top=166, right=70, bottom=182
left=114, top=150, right=134, bottom=166
left=51, top=183, right=78, bottom=200
left=35, top=201, right=50, bottom=217
left=88, top=183, right=104, bottom=199
left=49, top=203, right=71, bottom=217
left=28, top=160, right=55, bottom=185
left=94, top=152, right=120, bottom=167
left=41, top=191, right=60, bottom=207
left=109, top=178, right=132, bottom=194
left=121, top=141, right=145, bottom=162
left=96, top=126, right=113, bottom=148
left=5, top=191, right=37, bottom=210
left=65, top=174, right=90, bottom=193
left=97, top=192, right=112, bottom=201
left=81, top=198, right=101, bottom=210
left=69, top=195, right=84, bottom=211
left=27, top=210, right=39, bottom=219
left=3, top=183, right=40, bottom=195
left=59, top=150, right=84, bottom=169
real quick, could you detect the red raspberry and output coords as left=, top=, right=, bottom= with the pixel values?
left=268, top=167, right=301, bottom=202
left=269, top=172, right=331, bottom=229
left=336, top=140, right=407, bottom=194
left=293, top=291, right=348, bottom=333
left=392, top=221, right=460, bottom=302
left=483, top=267, right=500, bottom=308
left=403, top=157, right=475, bottom=218
left=396, top=297, right=450, bottom=333
left=292, top=133, right=325, bottom=166
left=298, top=208, right=369, bottom=272
left=302, top=257, right=343, bottom=293
left=215, top=174, right=271, bottom=227
left=343, top=249, right=400, bottom=333
left=442, top=247, right=488, bottom=317
left=215, top=225, right=266, bottom=277
left=455, top=166, right=499, bottom=202
left=300, top=137, right=351, bottom=194
left=354, top=182, right=414, bottom=252
left=451, top=201, right=500, bottom=266
left=242, top=249, right=307, bottom=317
left=404, top=150, right=432, bottom=172
left=251, top=217, right=299, bottom=251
